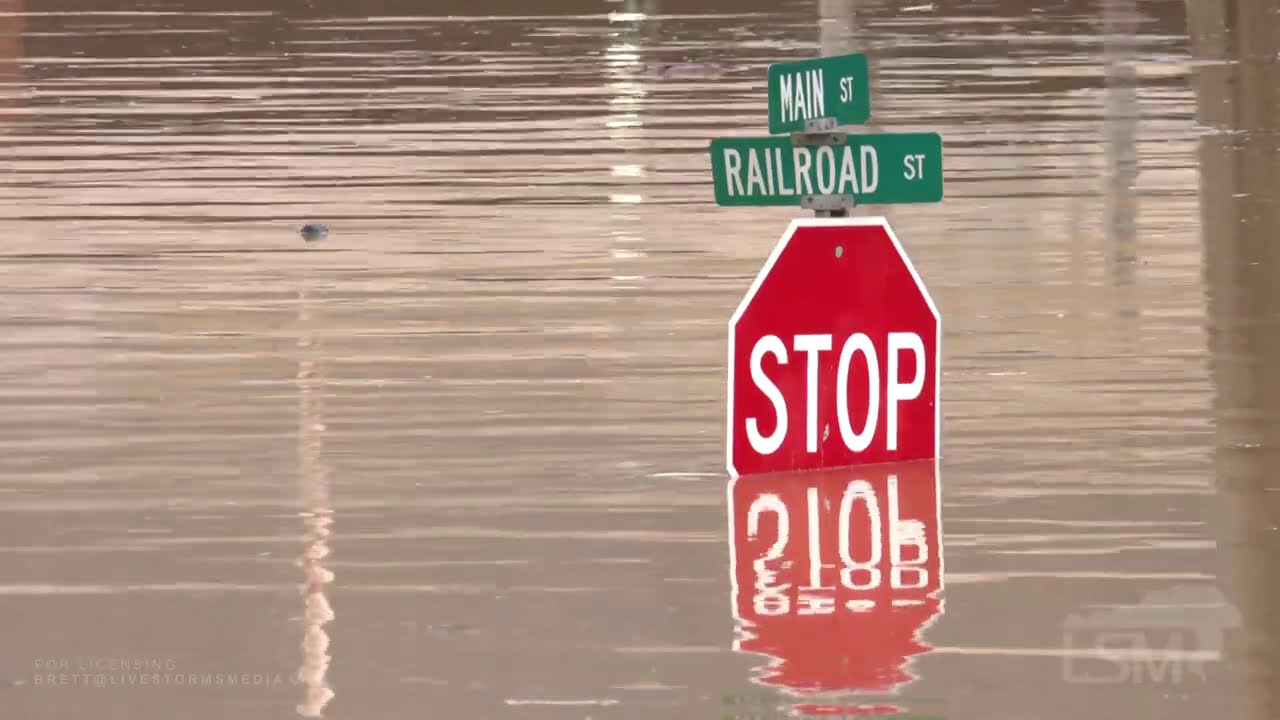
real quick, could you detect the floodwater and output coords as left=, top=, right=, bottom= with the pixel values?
left=0, top=0, right=1276, bottom=718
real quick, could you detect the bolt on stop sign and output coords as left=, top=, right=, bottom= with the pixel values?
left=727, top=217, right=939, bottom=478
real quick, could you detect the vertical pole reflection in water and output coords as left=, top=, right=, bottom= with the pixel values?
left=295, top=282, right=335, bottom=717
left=0, top=0, right=23, bottom=127
left=0, top=0, right=21, bottom=91
left=1101, top=0, right=1141, bottom=324
left=1188, top=1, right=1280, bottom=718
left=605, top=0, right=653, bottom=289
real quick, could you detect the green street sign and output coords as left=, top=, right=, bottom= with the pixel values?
left=767, top=53, right=871, bottom=134
left=708, top=132, right=943, bottom=207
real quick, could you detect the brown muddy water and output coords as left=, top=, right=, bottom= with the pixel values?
left=1, top=0, right=1277, bottom=718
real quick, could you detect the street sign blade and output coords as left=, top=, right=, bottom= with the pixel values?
left=709, top=133, right=943, bottom=207
left=767, top=53, right=871, bottom=134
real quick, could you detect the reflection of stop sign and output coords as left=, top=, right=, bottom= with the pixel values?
left=727, top=459, right=944, bottom=697
left=728, top=217, right=940, bottom=477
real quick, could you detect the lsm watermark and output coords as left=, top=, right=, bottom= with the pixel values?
left=1060, top=584, right=1241, bottom=685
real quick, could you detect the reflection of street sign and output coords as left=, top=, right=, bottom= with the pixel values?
left=709, top=133, right=943, bottom=207
left=727, top=460, right=944, bottom=697
left=727, top=217, right=940, bottom=477
left=767, top=53, right=871, bottom=134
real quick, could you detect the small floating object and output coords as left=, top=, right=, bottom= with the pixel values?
left=300, top=224, right=329, bottom=241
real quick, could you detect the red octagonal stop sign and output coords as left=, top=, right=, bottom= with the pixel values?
left=727, top=217, right=940, bottom=478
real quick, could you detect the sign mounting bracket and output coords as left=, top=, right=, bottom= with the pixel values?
left=792, top=126, right=853, bottom=217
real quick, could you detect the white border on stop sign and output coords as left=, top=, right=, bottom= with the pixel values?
left=725, top=215, right=942, bottom=479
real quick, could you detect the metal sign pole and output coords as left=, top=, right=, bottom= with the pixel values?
left=817, top=0, right=856, bottom=219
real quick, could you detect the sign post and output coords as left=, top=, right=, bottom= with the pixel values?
left=711, top=45, right=946, bottom=718
left=710, top=49, right=945, bottom=474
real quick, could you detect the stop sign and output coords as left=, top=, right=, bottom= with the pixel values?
left=727, top=217, right=939, bottom=477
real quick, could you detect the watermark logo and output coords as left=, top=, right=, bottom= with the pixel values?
left=1060, top=584, right=1241, bottom=685
left=19, top=657, right=299, bottom=690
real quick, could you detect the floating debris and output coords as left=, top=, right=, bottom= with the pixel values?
left=300, top=224, right=329, bottom=241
